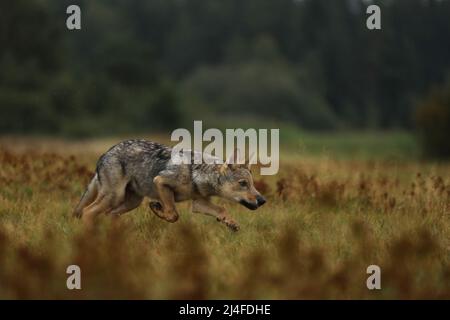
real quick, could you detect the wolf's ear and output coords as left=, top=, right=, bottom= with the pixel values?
left=220, top=148, right=240, bottom=174
left=219, top=162, right=228, bottom=175
left=246, top=152, right=256, bottom=170
left=221, top=148, right=240, bottom=172
left=228, top=147, right=240, bottom=165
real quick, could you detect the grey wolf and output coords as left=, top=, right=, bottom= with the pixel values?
left=74, top=139, right=266, bottom=231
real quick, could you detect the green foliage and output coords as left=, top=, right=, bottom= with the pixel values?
left=182, top=61, right=339, bottom=130
left=1, top=0, right=450, bottom=135
left=0, top=90, right=56, bottom=133
left=415, top=81, right=450, bottom=159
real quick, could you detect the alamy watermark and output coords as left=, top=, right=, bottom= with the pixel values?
left=66, top=5, right=81, bottom=30
left=366, top=265, right=381, bottom=290
left=366, top=5, right=382, bottom=30
left=171, top=121, right=280, bottom=176
left=66, top=264, right=81, bottom=290
left=66, top=4, right=382, bottom=31
left=64, top=264, right=381, bottom=291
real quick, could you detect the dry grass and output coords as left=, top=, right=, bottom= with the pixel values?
left=0, top=137, right=449, bottom=299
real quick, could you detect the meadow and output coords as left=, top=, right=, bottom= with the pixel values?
left=0, top=133, right=448, bottom=299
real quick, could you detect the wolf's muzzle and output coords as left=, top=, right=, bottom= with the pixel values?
left=256, top=195, right=266, bottom=207
left=240, top=200, right=259, bottom=210
left=240, top=195, right=266, bottom=210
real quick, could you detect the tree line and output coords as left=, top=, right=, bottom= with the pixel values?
left=0, top=0, right=449, bottom=156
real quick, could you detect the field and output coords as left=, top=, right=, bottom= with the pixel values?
left=0, top=133, right=449, bottom=299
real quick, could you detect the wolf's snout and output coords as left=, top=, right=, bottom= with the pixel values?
left=240, top=199, right=258, bottom=210
left=240, top=195, right=266, bottom=210
left=256, top=195, right=266, bottom=207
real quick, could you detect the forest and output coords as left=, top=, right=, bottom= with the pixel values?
left=0, top=0, right=449, bottom=157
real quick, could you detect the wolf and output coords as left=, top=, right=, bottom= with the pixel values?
left=73, top=139, right=266, bottom=231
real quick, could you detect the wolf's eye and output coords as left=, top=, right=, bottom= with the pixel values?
left=239, top=180, right=248, bottom=188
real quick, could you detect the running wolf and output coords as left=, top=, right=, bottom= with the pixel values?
left=74, top=139, right=266, bottom=231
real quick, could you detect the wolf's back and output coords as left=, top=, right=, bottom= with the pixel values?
left=96, top=139, right=172, bottom=176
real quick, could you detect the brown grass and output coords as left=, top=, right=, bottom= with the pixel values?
left=0, top=138, right=449, bottom=299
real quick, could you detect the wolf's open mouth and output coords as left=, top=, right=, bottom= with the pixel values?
left=239, top=200, right=259, bottom=210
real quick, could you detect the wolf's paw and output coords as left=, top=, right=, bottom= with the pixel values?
left=149, top=201, right=163, bottom=212
left=165, top=214, right=179, bottom=223
left=223, top=218, right=240, bottom=232
left=149, top=201, right=164, bottom=219
left=216, top=215, right=239, bottom=231
left=149, top=201, right=178, bottom=223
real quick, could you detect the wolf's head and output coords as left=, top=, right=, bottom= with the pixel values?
left=216, top=151, right=266, bottom=210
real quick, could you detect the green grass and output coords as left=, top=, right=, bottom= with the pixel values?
left=281, top=128, right=418, bottom=159
left=175, top=118, right=419, bottom=159
left=0, top=134, right=448, bottom=299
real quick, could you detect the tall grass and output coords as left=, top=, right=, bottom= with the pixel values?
left=0, top=137, right=448, bottom=299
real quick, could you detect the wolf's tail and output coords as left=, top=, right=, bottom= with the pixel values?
left=73, top=174, right=99, bottom=218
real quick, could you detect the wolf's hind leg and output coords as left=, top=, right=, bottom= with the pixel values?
left=109, top=189, right=143, bottom=216
left=81, top=193, right=114, bottom=227
left=151, top=176, right=179, bottom=223
left=192, top=198, right=240, bottom=232
left=81, top=178, right=128, bottom=226
left=73, top=175, right=99, bottom=218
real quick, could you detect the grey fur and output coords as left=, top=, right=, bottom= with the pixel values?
left=74, top=139, right=266, bottom=231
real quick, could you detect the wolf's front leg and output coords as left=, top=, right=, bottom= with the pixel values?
left=151, top=175, right=179, bottom=223
left=192, top=198, right=240, bottom=232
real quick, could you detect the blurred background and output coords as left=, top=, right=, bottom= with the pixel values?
left=1, top=0, right=449, bottom=159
